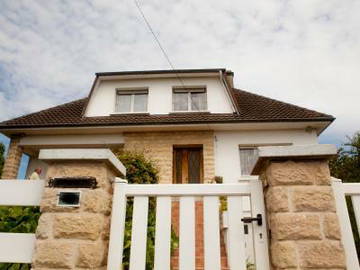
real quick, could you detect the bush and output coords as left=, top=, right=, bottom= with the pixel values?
left=117, top=151, right=178, bottom=270
left=0, top=206, right=40, bottom=269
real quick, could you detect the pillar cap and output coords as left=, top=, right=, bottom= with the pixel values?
left=39, top=148, right=126, bottom=177
left=251, top=144, right=337, bottom=175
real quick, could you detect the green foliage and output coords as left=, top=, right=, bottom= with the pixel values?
left=0, top=206, right=40, bottom=269
left=0, top=144, right=39, bottom=269
left=0, top=143, right=5, bottom=178
left=329, top=132, right=360, bottom=258
left=117, top=151, right=178, bottom=270
left=246, top=259, right=256, bottom=270
left=329, top=132, right=360, bottom=183
left=118, top=151, right=159, bottom=184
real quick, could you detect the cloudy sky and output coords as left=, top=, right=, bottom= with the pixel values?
left=0, top=0, right=359, bottom=149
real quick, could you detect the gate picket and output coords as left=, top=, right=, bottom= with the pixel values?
left=129, top=196, right=149, bottom=270
left=107, top=179, right=270, bottom=270
left=203, top=196, right=221, bottom=270
left=227, top=196, right=246, bottom=270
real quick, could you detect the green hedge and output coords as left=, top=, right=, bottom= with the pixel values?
left=117, top=151, right=178, bottom=269
left=0, top=206, right=40, bottom=270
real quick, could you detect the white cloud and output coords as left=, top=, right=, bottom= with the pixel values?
left=0, top=0, right=359, bottom=142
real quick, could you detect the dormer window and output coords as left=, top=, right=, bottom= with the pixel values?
left=115, top=88, right=148, bottom=113
left=173, top=86, right=207, bottom=112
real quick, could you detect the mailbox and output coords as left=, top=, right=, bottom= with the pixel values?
left=48, top=176, right=97, bottom=189
left=49, top=177, right=97, bottom=207
left=57, top=191, right=81, bottom=207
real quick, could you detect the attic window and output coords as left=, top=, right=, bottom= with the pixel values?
left=173, top=86, right=207, bottom=112
left=115, top=88, right=148, bottom=113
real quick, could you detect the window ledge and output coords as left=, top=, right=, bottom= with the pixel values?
left=111, top=112, right=150, bottom=116
left=170, top=110, right=211, bottom=114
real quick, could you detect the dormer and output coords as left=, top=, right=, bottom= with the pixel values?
left=84, top=69, right=237, bottom=117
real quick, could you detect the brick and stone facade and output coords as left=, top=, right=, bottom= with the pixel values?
left=32, top=158, right=119, bottom=270
left=258, top=154, right=346, bottom=269
left=1, top=136, right=23, bottom=179
left=124, top=131, right=215, bottom=184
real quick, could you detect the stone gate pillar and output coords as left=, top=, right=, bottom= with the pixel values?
left=1, top=135, right=23, bottom=179
left=252, top=144, right=347, bottom=270
left=31, top=149, right=125, bottom=270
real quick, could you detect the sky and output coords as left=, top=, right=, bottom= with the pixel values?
left=0, top=0, right=360, bottom=175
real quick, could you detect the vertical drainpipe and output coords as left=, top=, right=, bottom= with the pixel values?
left=219, top=70, right=239, bottom=114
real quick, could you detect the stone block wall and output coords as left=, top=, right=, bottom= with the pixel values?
left=32, top=161, right=116, bottom=269
left=124, top=131, right=215, bottom=183
left=1, top=136, right=23, bottom=179
left=263, top=160, right=346, bottom=269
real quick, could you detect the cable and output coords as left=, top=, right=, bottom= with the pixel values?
left=133, top=0, right=176, bottom=70
left=133, top=0, right=209, bottom=114
left=132, top=0, right=187, bottom=85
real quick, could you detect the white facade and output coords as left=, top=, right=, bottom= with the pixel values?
left=85, top=77, right=234, bottom=116
left=214, top=129, right=318, bottom=183
left=19, top=72, right=326, bottom=183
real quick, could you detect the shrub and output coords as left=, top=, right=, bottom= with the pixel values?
left=0, top=206, right=40, bottom=270
left=117, top=151, right=178, bottom=269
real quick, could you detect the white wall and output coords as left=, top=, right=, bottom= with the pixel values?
left=19, top=134, right=124, bottom=146
left=214, top=129, right=318, bottom=183
left=85, top=77, right=233, bottom=116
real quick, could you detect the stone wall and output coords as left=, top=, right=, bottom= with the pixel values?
left=262, top=160, right=346, bottom=269
left=32, top=161, right=116, bottom=269
left=124, top=131, right=215, bottom=184
left=1, top=136, right=22, bottom=179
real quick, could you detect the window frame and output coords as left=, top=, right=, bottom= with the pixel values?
left=114, top=88, right=149, bottom=114
left=239, top=147, right=259, bottom=176
left=239, top=143, right=293, bottom=176
left=172, top=86, right=208, bottom=112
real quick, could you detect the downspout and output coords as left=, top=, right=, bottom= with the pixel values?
left=219, top=70, right=239, bottom=114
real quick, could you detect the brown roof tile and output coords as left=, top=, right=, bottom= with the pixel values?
left=0, top=88, right=334, bottom=129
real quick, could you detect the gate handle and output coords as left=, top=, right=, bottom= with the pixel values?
left=241, top=214, right=262, bottom=226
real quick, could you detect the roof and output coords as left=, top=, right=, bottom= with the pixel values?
left=95, top=68, right=233, bottom=77
left=0, top=88, right=334, bottom=130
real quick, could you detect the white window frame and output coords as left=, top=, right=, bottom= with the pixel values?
left=239, top=143, right=293, bottom=176
left=114, top=88, right=148, bottom=114
left=239, top=147, right=259, bottom=176
left=172, top=86, right=208, bottom=112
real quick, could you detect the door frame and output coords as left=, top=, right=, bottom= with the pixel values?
left=172, top=145, right=204, bottom=184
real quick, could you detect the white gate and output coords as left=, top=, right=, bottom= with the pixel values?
left=107, top=178, right=270, bottom=270
left=332, top=177, right=360, bottom=269
left=0, top=180, right=45, bottom=263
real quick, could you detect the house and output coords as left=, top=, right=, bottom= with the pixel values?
left=1, top=69, right=351, bottom=270
left=0, top=68, right=334, bottom=182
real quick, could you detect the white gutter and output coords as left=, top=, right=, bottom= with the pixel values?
left=219, top=70, right=239, bottom=114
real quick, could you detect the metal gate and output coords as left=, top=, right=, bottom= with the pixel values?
left=107, top=178, right=270, bottom=270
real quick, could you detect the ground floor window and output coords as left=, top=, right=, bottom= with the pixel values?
left=239, top=147, right=258, bottom=175
left=173, top=146, right=203, bottom=183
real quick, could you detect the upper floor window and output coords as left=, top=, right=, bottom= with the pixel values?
left=173, top=86, right=207, bottom=112
left=115, top=88, right=148, bottom=113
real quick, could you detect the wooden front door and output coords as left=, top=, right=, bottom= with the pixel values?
left=173, top=146, right=203, bottom=183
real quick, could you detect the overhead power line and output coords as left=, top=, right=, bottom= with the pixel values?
left=133, top=0, right=208, bottom=113
left=133, top=0, right=177, bottom=71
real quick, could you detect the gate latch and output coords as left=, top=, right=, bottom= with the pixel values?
left=241, top=214, right=262, bottom=226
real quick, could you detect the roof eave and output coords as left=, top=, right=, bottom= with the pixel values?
left=95, top=68, right=230, bottom=77
left=0, top=117, right=334, bottom=133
